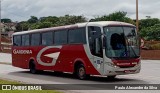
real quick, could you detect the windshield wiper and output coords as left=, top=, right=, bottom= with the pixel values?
left=129, top=46, right=139, bottom=57
left=125, top=37, right=138, bottom=57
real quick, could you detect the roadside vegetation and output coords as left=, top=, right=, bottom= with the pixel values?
left=143, top=41, right=160, bottom=50
left=2, top=11, right=160, bottom=49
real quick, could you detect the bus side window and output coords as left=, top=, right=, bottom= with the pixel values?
left=88, top=26, right=103, bottom=57
left=22, top=35, right=30, bottom=46
left=13, top=35, right=22, bottom=46
left=31, top=33, right=40, bottom=46
left=54, top=30, right=67, bottom=45
left=68, top=27, right=86, bottom=44
left=42, top=32, right=53, bottom=46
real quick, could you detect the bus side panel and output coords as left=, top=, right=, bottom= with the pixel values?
left=12, top=45, right=100, bottom=75
left=12, top=46, right=31, bottom=69
left=30, top=46, right=57, bottom=71
left=61, top=44, right=100, bottom=75
left=12, top=47, right=21, bottom=68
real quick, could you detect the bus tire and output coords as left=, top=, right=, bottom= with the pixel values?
left=107, top=75, right=116, bottom=80
left=77, top=64, right=86, bottom=80
left=54, top=71, right=63, bottom=75
left=29, top=61, right=37, bottom=74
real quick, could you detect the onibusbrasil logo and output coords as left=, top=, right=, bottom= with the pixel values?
left=1, top=85, right=42, bottom=90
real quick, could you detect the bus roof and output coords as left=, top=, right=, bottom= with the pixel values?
left=13, top=21, right=135, bottom=36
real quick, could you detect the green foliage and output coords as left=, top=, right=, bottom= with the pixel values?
left=0, top=79, right=21, bottom=84
left=140, top=24, right=160, bottom=41
left=139, top=18, right=160, bottom=30
left=145, top=43, right=160, bottom=50
left=28, top=16, right=38, bottom=24
left=0, top=91, right=61, bottom=93
left=15, top=15, right=87, bottom=31
left=12, top=12, right=160, bottom=41
left=39, top=16, right=59, bottom=24
left=90, top=11, right=135, bottom=24
left=57, top=15, right=87, bottom=26
left=1, top=18, right=12, bottom=23
left=30, top=22, right=52, bottom=29
left=15, top=21, right=29, bottom=31
left=149, top=43, right=160, bottom=50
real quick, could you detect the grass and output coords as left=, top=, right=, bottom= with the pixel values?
left=150, top=43, right=160, bottom=50
left=0, top=79, right=62, bottom=93
left=0, top=79, right=21, bottom=84
left=0, top=62, right=12, bottom=65
left=0, top=90, right=60, bottom=93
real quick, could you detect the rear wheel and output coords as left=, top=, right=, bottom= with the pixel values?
left=29, top=61, right=37, bottom=74
left=77, top=64, right=87, bottom=80
left=54, top=71, right=63, bottom=75
left=107, top=75, right=116, bottom=79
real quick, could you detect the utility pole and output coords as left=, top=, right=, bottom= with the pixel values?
left=0, top=0, right=1, bottom=52
left=136, top=0, right=139, bottom=32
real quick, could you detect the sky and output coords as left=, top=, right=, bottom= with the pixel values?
left=1, top=0, right=160, bottom=22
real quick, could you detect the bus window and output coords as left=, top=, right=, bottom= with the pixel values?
left=22, top=35, right=30, bottom=46
left=68, top=28, right=86, bottom=44
left=31, top=33, right=40, bottom=46
left=42, top=32, right=53, bottom=46
left=88, top=26, right=103, bottom=57
left=54, top=30, right=67, bottom=45
left=13, top=35, right=21, bottom=46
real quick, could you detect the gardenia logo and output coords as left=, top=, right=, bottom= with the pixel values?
left=13, top=49, right=32, bottom=54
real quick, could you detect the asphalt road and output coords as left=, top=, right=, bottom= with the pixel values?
left=0, top=60, right=160, bottom=93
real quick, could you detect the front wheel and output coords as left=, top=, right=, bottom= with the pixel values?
left=77, top=64, right=87, bottom=80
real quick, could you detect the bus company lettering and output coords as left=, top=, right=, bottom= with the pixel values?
left=13, top=49, right=32, bottom=54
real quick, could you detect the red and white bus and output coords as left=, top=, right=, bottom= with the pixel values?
left=12, top=21, right=141, bottom=79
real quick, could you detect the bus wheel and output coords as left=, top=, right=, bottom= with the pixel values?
left=54, top=71, right=63, bottom=75
left=107, top=75, right=116, bottom=80
left=77, top=64, right=86, bottom=80
left=29, top=61, right=37, bottom=74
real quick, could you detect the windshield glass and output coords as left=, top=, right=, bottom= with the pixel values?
left=103, top=26, right=140, bottom=58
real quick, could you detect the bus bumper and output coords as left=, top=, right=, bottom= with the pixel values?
left=103, top=62, right=141, bottom=76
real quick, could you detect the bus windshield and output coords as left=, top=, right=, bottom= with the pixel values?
left=103, top=26, right=140, bottom=58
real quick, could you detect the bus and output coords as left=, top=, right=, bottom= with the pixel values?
left=12, top=21, right=141, bottom=79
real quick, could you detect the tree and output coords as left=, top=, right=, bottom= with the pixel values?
left=15, top=21, right=29, bottom=32
left=139, top=18, right=160, bottom=31
left=39, top=16, right=59, bottom=24
left=30, top=22, right=52, bottom=29
left=57, top=15, right=87, bottom=25
left=28, top=16, right=38, bottom=24
left=90, top=11, right=135, bottom=24
left=140, top=24, right=160, bottom=41
left=26, top=15, right=87, bottom=30
left=1, top=18, right=12, bottom=23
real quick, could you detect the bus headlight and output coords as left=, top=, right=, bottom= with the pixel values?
left=106, top=62, right=119, bottom=68
left=132, top=62, right=138, bottom=65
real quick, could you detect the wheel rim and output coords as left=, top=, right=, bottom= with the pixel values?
left=79, top=67, right=85, bottom=78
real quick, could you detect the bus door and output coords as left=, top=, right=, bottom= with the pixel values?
left=88, top=26, right=104, bottom=75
